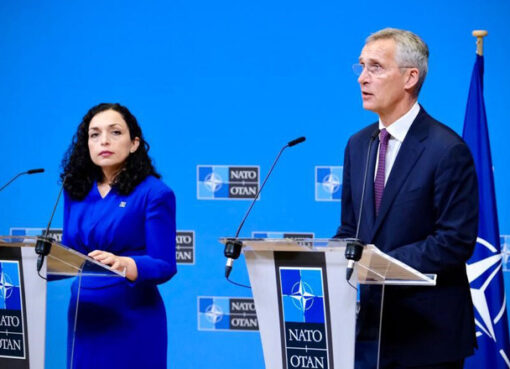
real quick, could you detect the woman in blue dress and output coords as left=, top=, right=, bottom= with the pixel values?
left=61, top=103, right=177, bottom=369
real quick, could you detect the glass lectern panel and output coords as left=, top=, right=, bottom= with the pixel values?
left=0, top=235, right=125, bottom=277
left=227, top=238, right=436, bottom=286
left=0, top=235, right=124, bottom=368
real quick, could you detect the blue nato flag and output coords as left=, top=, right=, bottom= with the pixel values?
left=463, top=54, right=510, bottom=368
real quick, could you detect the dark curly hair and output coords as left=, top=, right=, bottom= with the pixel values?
left=61, top=103, right=160, bottom=200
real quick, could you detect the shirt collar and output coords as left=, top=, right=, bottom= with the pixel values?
left=378, top=102, right=420, bottom=143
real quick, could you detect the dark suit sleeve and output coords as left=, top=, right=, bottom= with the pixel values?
left=334, top=139, right=357, bottom=238
left=387, top=143, right=479, bottom=273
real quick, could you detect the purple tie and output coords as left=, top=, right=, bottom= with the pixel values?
left=375, top=128, right=390, bottom=215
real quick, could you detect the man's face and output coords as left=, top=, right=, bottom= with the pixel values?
left=357, top=38, right=409, bottom=118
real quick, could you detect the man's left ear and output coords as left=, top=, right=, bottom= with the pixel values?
left=405, top=68, right=420, bottom=92
left=130, top=137, right=140, bottom=154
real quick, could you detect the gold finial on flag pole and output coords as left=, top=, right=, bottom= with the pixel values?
left=472, top=30, right=488, bottom=56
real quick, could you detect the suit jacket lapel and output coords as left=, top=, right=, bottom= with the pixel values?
left=370, top=110, right=429, bottom=241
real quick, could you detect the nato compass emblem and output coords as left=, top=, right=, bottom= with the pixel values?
left=198, top=297, right=258, bottom=331
left=0, top=263, right=21, bottom=311
left=0, top=272, right=14, bottom=302
left=280, top=268, right=325, bottom=323
left=205, top=304, right=224, bottom=324
left=197, top=166, right=228, bottom=199
left=315, top=166, right=342, bottom=202
left=198, top=297, right=228, bottom=330
left=204, top=172, right=223, bottom=193
left=466, top=236, right=510, bottom=365
left=290, top=280, right=315, bottom=312
left=0, top=261, right=25, bottom=359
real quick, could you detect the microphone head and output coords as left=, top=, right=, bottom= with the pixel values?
left=288, top=136, right=306, bottom=147
left=27, top=168, right=45, bottom=174
left=224, top=239, right=243, bottom=259
left=344, top=238, right=365, bottom=262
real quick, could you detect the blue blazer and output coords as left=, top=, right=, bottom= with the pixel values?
left=336, top=107, right=478, bottom=366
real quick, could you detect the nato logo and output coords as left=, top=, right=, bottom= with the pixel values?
left=315, top=166, right=342, bottom=202
left=176, top=231, right=195, bottom=265
left=280, top=268, right=325, bottom=324
left=280, top=267, right=329, bottom=369
left=197, top=165, right=260, bottom=200
left=198, top=297, right=258, bottom=331
left=0, top=261, right=25, bottom=359
left=467, top=236, right=510, bottom=366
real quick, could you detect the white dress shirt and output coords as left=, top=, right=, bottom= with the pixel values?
left=375, top=102, right=421, bottom=185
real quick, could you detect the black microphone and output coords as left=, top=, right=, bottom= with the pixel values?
left=36, top=178, right=66, bottom=272
left=345, top=128, right=379, bottom=281
left=288, top=136, right=306, bottom=147
left=224, top=136, right=306, bottom=279
left=27, top=168, right=45, bottom=174
left=0, top=168, right=45, bottom=193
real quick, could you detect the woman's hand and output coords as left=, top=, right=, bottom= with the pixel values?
left=88, top=250, right=138, bottom=281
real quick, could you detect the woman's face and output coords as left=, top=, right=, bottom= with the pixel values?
left=87, top=109, right=140, bottom=176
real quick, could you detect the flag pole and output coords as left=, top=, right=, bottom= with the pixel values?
left=472, top=30, right=488, bottom=56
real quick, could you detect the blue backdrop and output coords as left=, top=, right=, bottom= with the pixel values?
left=1, top=1, right=509, bottom=368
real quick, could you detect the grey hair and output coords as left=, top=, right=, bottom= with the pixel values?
left=367, top=28, right=429, bottom=96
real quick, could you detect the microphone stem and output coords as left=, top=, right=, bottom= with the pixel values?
left=234, top=144, right=289, bottom=238
left=44, top=182, right=65, bottom=237
left=0, top=169, right=45, bottom=193
left=225, top=137, right=304, bottom=284
left=355, top=133, right=378, bottom=239
left=0, top=172, right=25, bottom=193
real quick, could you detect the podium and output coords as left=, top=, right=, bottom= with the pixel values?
left=0, top=235, right=124, bottom=369
left=221, top=238, right=436, bottom=369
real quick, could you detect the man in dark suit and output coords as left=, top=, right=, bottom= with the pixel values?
left=335, top=28, right=478, bottom=369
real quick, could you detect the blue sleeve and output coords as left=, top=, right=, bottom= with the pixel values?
left=131, top=188, right=177, bottom=285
